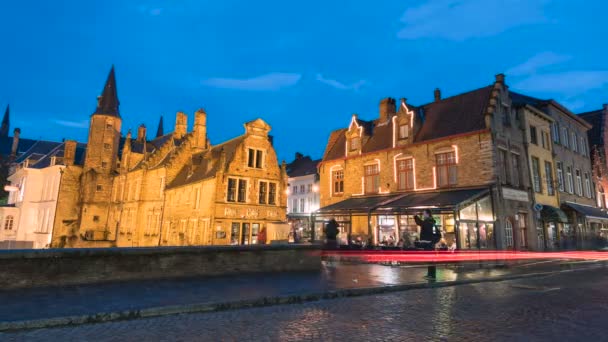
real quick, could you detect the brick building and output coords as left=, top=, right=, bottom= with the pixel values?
left=317, top=75, right=535, bottom=250
left=49, top=67, right=286, bottom=248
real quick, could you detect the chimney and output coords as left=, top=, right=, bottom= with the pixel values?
left=137, top=124, right=146, bottom=143
left=64, top=140, right=77, bottom=166
left=268, top=135, right=274, bottom=146
left=192, top=109, right=207, bottom=149
left=434, top=88, right=441, bottom=102
left=173, top=112, right=188, bottom=139
left=495, top=73, right=505, bottom=84
left=11, top=128, right=20, bottom=156
left=379, top=98, right=396, bottom=122
left=295, top=152, right=303, bottom=160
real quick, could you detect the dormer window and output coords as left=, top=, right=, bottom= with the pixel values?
left=398, top=124, right=409, bottom=139
left=350, top=137, right=360, bottom=151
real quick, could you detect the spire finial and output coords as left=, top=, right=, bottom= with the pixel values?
left=156, top=115, right=164, bottom=138
left=94, top=66, right=120, bottom=117
left=0, top=104, right=9, bottom=138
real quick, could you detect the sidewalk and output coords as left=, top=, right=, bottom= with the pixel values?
left=0, top=259, right=604, bottom=331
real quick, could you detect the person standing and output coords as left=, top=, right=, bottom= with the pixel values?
left=325, top=218, right=339, bottom=250
left=414, top=209, right=441, bottom=279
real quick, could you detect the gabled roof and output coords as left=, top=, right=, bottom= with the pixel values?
left=29, top=142, right=87, bottom=168
left=0, top=136, right=38, bottom=158
left=322, top=85, right=494, bottom=162
left=14, top=140, right=64, bottom=164
left=94, top=66, right=120, bottom=117
left=167, top=136, right=246, bottom=189
left=510, top=91, right=592, bottom=129
left=580, top=109, right=604, bottom=147
left=286, top=155, right=320, bottom=178
left=415, top=86, right=493, bottom=142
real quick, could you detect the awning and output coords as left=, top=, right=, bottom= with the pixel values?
left=316, top=194, right=400, bottom=215
left=316, top=187, right=489, bottom=215
left=562, top=202, right=608, bottom=221
left=376, top=187, right=489, bottom=213
left=541, top=205, right=569, bottom=223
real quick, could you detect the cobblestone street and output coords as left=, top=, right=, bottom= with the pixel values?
left=3, top=266, right=608, bottom=342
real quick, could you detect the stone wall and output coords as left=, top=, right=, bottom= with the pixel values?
left=0, top=244, right=321, bottom=290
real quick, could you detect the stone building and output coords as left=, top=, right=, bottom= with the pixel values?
left=162, top=118, right=287, bottom=246
left=515, top=102, right=561, bottom=250
left=512, top=93, right=601, bottom=249
left=317, top=75, right=535, bottom=250
left=49, top=67, right=287, bottom=248
left=286, top=153, right=321, bottom=241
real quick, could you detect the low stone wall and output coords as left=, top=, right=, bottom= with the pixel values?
left=0, top=244, right=321, bottom=290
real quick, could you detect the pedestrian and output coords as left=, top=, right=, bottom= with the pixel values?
left=258, top=227, right=267, bottom=245
left=414, top=209, right=441, bottom=280
left=324, top=218, right=339, bottom=250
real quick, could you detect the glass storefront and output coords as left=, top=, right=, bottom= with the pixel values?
left=458, top=196, right=495, bottom=249
left=230, top=221, right=264, bottom=245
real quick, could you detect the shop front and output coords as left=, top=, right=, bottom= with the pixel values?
left=315, top=188, right=495, bottom=250
left=562, top=202, right=608, bottom=249
left=539, top=205, right=569, bottom=250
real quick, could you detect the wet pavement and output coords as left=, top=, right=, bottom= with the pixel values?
left=0, top=258, right=603, bottom=324
left=2, top=263, right=608, bottom=341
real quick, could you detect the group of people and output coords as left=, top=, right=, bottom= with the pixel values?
left=323, top=209, right=449, bottom=251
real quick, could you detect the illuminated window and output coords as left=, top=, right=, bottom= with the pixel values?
left=364, top=164, right=380, bottom=194
left=398, top=125, right=409, bottom=139
left=397, top=159, right=414, bottom=190
left=436, top=152, right=457, bottom=188
left=333, top=170, right=344, bottom=195
left=268, top=183, right=276, bottom=205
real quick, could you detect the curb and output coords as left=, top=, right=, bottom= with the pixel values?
left=0, top=264, right=603, bottom=333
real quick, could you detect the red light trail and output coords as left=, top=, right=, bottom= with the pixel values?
left=322, top=250, right=608, bottom=263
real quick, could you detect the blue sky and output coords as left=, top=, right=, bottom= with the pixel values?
left=1, top=0, right=607, bottom=162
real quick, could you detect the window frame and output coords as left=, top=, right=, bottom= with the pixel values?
left=364, top=163, right=380, bottom=194
left=398, top=124, right=409, bottom=140
left=566, top=166, right=574, bottom=194
left=436, top=151, right=458, bottom=188
left=332, top=169, right=344, bottom=195
left=556, top=162, right=565, bottom=192
left=544, top=161, right=554, bottom=196
left=531, top=157, right=542, bottom=193
left=396, top=158, right=414, bottom=191
left=529, top=125, right=538, bottom=145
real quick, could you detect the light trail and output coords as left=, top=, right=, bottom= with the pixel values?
left=322, top=250, right=608, bottom=263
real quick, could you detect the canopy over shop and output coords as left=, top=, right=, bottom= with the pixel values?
left=314, top=187, right=495, bottom=249
left=562, top=202, right=608, bottom=248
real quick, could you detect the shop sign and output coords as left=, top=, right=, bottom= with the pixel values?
left=502, top=188, right=529, bottom=202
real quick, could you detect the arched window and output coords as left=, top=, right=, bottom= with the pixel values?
left=4, top=215, right=14, bottom=230
left=505, top=219, right=514, bottom=249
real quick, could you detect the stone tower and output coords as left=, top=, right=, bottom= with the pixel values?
left=79, top=66, right=123, bottom=244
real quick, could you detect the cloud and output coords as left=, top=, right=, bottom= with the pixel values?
left=137, top=5, right=164, bottom=16
left=512, top=71, right=608, bottom=96
left=398, top=0, right=550, bottom=41
left=506, top=52, right=571, bottom=76
left=201, top=73, right=301, bottom=91
left=315, top=74, right=366, bottom=91
left=53, top=120, right=89, bottom=128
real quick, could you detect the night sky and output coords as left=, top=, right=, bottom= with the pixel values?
left=1, top=0, right=607, bottom=163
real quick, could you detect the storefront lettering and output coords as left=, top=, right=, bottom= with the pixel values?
left=246, top=208, right=259, bottom=218
left=224, top=207, right=237, bottom=217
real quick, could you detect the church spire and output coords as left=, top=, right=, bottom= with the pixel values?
left=0, top=104, right=9, bottom=138
left=156, top=115, right=164, bottom=138
left=94, top=65, right=120, bottom=117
